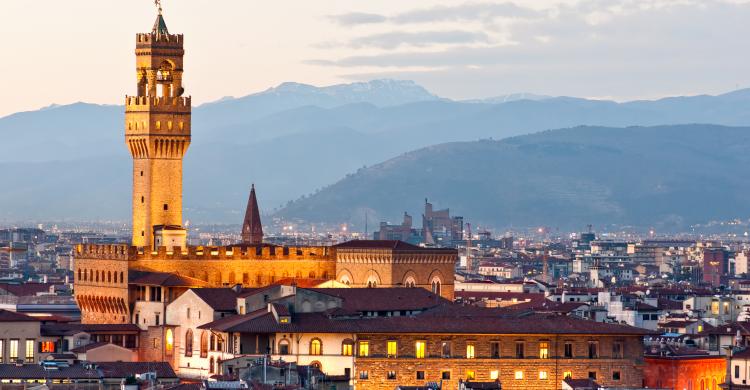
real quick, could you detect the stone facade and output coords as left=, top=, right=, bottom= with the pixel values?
left=643, top=355, right=726, bottom=390
left=354, top=334, right=644, bottom=390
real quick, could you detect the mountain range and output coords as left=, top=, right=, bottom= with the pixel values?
left=2, top=79, right=750, bottom=227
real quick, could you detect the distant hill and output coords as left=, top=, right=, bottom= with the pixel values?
left=275, top=125, right=750, bottom=231
left=4, top=79, right=750, bottom=223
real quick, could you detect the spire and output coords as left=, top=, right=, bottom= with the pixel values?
left=241, top=184, right=264, bottom=245
left=152, top=1, right=169, bottom=35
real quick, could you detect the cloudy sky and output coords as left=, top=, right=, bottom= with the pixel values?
left=1, top=0, right=749, bottom=117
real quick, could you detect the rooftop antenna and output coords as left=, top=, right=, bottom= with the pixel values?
left=154, top=0, right=163, bottom=14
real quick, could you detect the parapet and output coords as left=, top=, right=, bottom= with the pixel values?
left=125, top=96, right=191, bottom=113
left=75, top=244, right=335, bottom=262
left=136, top=33, right=184, bottom=48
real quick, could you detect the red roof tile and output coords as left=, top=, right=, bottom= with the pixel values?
left=0, top=309, right=38, bottom=322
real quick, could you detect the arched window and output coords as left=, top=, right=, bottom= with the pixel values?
left=712, top=379, right=717, bottom=390
left=210, top=334, right=216, bottom=351
left=200, top=331, right=208, bottom=358
left=185, top=329, right=193, bottom=357
left=165, top=329, right=174, bottom=354
left=279, top=339, right=290, bottom=355
left=95, top=270, right=99, bottom=283
left=215, top=272, right=222, bottom=285
left=310, top=339, right=322, bottom=355
left=342, top=339, right=354, bottom=356
left=120, top=272, right=124, bottom=284
left=432, top=280, right=442, bottom=295
left=309, top=271, right=316, bottom=279
left=701, top=379, right=705, bottom=390
left=229, top=272, right=236, bottom=284
left=209, top=357, right=215, bottom=374
left=108, top=271, right=112, bottom=283
left=78, top=269, right=82, bottom=281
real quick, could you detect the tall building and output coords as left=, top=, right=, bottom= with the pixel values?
left=422, top=198, right=463, bottom=244
left=73, top=8, right=457, bottom=330
left=703, top=248, right=730, bottom=287
left=126, top=10, right=190, bottom=249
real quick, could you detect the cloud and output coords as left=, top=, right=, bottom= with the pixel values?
left=390, top=2, right=545, bottom=24
left=349, top=30, right=490, bottom=49
left=328, top=12, right=387, bottom=26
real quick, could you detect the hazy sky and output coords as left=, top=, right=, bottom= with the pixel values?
left=1, top=0, right=749, bottom=117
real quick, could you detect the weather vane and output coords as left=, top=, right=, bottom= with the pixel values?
left=154, top=0, right=163, bottom=15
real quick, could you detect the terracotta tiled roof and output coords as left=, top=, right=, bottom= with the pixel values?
left=202, top=308, right=653, bottom=336
left=97, top=362, right=177, bottom=379
left=334, top=240, right=455, bottom=252
left=303, top=287, right=448, bottom=312
left=69, top=341, right=111, bottom=353
left=0, top=282, right=57, bottom=296
left=192, top=288, right=251, bottom=312
left=0, top=309, right=39, bottom=322
left=130, top=270, right=209, bottom=287
left=0, top=364, right=100, bottom=380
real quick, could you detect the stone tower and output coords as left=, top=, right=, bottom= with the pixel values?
left=125, top=9, right=190, bottom=248
left=241, top=184, right=264, bottom=245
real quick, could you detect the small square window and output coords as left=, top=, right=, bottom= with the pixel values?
left=416, top=371, right=425, bottom=380
left=613, top=371, right=621, bottom=381
left=387, top=371, right=397, bottom=380
left=442, top=371, right=451, bottom=380
left=515, top=371, right=524, bottom=380
left=539, top=370, right=548, bottom=380
left=564, top=371, right=573, bottom=379
left=466, top=370, right=475, bottom=380
left=359, top=371, right=369, bottom=380
left=490, top=370, right=499, bottom=380
left=589, top=371, right=597, bottom=380
left=163, top=204, right=169, bottom=211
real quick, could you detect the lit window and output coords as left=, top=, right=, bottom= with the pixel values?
left=415, top=341, right=426, bottom=359
left=359, top=371, right=369, bottom=380
left=0, top=340, right=3, bottom=363
left=466, top=343, right=476, bottom=359
left=515, top=370, right=524, bottom=380
left=466, top=370, right=475, bottom=380
left=490, top=370, right=499, bottom=380
left=539, top=341, right=549, bottom=359
left=387, top=371, right=397, bottom=380
left=342, top=340, right=353, bottom=356
left=310, top=339, right=322, bottom=355
left=25, top=340, right=35, bottom=362
left=539, top=370, right=549, bottom=380
left=40, top=341, right=55, bottom=353
left=564, top=371, right=573, bottom=379
left=358, top=341, right=369, bottom=357
left=387, top=340, right=398, bottom=357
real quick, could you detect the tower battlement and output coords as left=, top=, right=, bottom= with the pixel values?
left=136, top=32, right=184, bottom=47
left=75, top=243, right=335, bottom=262
left=125, top=95, right=192, bottom=111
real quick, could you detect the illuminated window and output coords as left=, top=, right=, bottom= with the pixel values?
left=415, top=341, right=426, bottom=359
left=40, top=341, right=55, bottom=353
left=184, top=329, right=194, bottom=356
left=0, top=340, right=3, bottom=363
left=310, top=339, right=322, bottom=355
left=387, top=371, right=397, bottom=380
left=358, top=341, right=369, bottom=357
left=359, top=371, right=369, bottom=380
left=564, top=371, right=573, bottom=379
left=9, top=339, right=18, bottom=361
left=387, top=340, right=398, bottom=357
left=515, top=370, right=524, bottom=380
left=466, top=343, right=475, bottom=359
left=342, top=340, right=353, bottom=356
left=698, top=325, right=704, bottom=332
left=200, top=332, right=208, bottom=358
left=539, top=370, right=549, bottom=380
left=466, top=370, right=475, bottom=380
left=490, top=370, right=499, bottom=380
left=165, top=329, right=174, bottom=354
left=25, top=339, right=34, bottom=362
left=539, top=341, right=549, bottom=359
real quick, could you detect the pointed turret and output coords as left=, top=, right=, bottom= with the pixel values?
left=152, top=9, right=169, bottom=35
left=242, top=184, right=264, bottom=245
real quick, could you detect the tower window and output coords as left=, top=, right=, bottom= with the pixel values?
left=163, top=204, right=168, bottom=211
left=141, top=196, right=144, bottom=203
left=141, top=231, right=145, bottom=237
left=140, top=171, right=144, bottom=176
